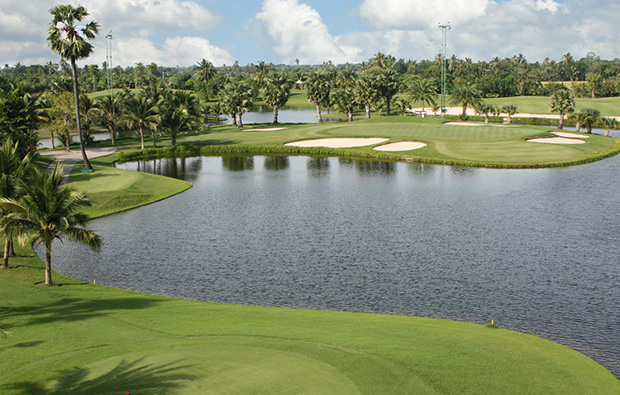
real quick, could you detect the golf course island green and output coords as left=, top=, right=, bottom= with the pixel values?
left=112, top=116, right=620, bottom=169
left=2, top=133, right=620, bottom=394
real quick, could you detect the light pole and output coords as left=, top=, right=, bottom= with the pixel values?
left=439, top=23, right=451, bottom=116
left=105, top=31, right=114, bottom=99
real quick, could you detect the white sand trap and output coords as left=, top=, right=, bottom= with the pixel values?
left=446, top=122, right=510, bottom=127
left=373, top=141, right=427, bottom=152
left=245, top=127, right=287, bottom=131
left=528, top=137, right=585, bottom=145
left=285, top=138, right=388, bottom=148
left=551, top=131, right=589, bottom=139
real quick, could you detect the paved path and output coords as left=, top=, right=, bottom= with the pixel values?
left=41, top=148, right=116, bottom=183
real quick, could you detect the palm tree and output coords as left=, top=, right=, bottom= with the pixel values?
left=306, top=72, right=331, bottom=123
left=0, top=140, right=36, bottom=269
left=585, top=72, right=602, bottom=99
left=219, top=81, right=254, bottom=128
left=0, top=164, right=101, bottom=285
left=450, top=83, right=482, bottom=120
left=95, top=93, right=124, bottom=145
left=194, top=59, right=216, bottom=100
left=550, top=87, right=575, bottom=129
left=261, top=72, right=292, bottom=124
left=334, top=86, right=358, bottom=122
left=374, top=70, right=400, bottom=116
left=408, top=78, right=437, bottom=112
left=476, top=102, right=494, bottom=124
left=47, top=4, right=99, bottom=170
left=601, top=118, right=618, bottom=137
left=501, top=104, right=518, bottom=124
left=79, top=94, right=96, bottom=145
left=575, top=108, right=601, bottom=134
left=124, top=95, right=158, bottom=149
left=355, top=73, right=379, bottom=119
left=160, top=90, right=200, bottom=145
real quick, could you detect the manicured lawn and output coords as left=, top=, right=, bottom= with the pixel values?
left=101, top=116, right=619, bottom=168
left=1, top=243, right=619, bottom=394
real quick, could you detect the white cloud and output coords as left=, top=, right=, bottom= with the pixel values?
left=162, top=37, right=235, bottom=66
left=536, top=0, right=561, bottom=13
left=253, top=0, right=352, bottom=64
left=358, top=0, right=489, bottom=30
left=0, top=0, right=230, bottom=66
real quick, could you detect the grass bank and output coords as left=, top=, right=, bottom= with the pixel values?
left=0, top=152, right=619, bottom=393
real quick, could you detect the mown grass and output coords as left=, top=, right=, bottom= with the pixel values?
left=1, top=241, right=619, bottom=394
left=104, top=116, right=620, bottom=169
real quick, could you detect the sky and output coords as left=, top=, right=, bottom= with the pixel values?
left=1, top=0, right=619, bottom=68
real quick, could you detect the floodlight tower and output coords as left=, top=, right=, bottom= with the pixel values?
left=439, top=23, right=451, bottom=116
left=105, top=31, right=114, bottom=99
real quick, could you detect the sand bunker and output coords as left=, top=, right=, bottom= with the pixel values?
left=446, top=122, right=509, bottom=127
left=528, top=137, right=585, bottom=145
left=373, top=141, right=427, bottom=152
left=285, top=138, right=388, bottom=148
left=245, top=127, right=287, bottom=131
left=551, top=132, right=589, bottom=139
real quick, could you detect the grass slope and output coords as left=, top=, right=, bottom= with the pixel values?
left=1, top=247, right=619, bottom=394
left=0, top=154, right=619, bottom=394
left=483, top=96, right=620, bottom=116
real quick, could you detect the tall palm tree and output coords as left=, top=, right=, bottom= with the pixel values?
left=0, top=164, right=101, bottom=285
left=95, top=93, right=124, bottom=145
left=261, top=72, right=292, bottom=124
left=124, top=95, right=158, bottom=149
left=585, top=72, right=602, bottom=99
left=450, top=83, right=482, bottom=120
left=194, top=59, right=217, bottom=100
left=408, top=78, right=437, bottom=112
left=47, top=4, right=99, bottom=170
left=550, top=87, right=575, bottom=130
left=0, top=140, right=36, bottom=269
left=355, top=73, right=379, bottom=119
left=306, top=72, right=331, bottom=123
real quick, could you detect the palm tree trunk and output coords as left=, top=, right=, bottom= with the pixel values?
left=231, top=114, right=237, bottom=126
left=485, top=114, right=489, bottom=124
left=386, top=97, right=392, bottom=116
left=273, top=106, right=279, bottom=124
left=559, top=114, right=565, bottom=129
left=365, top=104, right=371, bottom=119
left=139, top=125, right=145, bottom=150
left=238, top=113, right=243, bottom=128
left=8, top=236, right=15, bottom=257
left=70, top=58, right=92, bottom=170
left=51, top=130, right=56, bottom=149
left=45, top=247, right=53, bottom=286
left=2, top=236, right=9, bottom=269
left=421, top=98, right=425, bottom=113
left=171, top=132, right=177, bottom=146
left=109, top=124, right=115, bottom=145
left=316, top=104, right=323, bottom=123
left=150, top=127, right=157, bottom=147
left=348, top=110, right=353, bottom=122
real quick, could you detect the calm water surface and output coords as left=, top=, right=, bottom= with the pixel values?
left=48, top=154, right=620, bottom=376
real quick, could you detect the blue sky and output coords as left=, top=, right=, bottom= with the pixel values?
left=1, top=0, right=617, bottom=67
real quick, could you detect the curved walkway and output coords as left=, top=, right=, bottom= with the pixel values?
left=41, top=147, right=116, bottom=183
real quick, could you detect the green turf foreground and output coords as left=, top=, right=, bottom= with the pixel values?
left=1, top=157, right=618, bottom=394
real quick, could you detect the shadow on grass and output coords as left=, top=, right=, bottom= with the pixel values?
left=2, top=358, right=196, bottom=395
left=68, top=171, right=124, bottom=183
left=0, top=297, right=163, bottom=327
